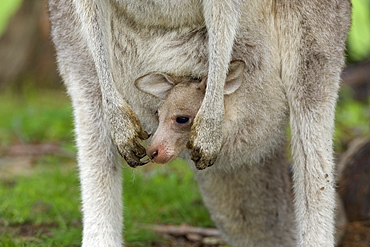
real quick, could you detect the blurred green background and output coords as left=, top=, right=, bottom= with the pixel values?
left=0, top=0, right=369, bottom=246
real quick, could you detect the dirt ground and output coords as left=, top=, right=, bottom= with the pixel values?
left=2, top=221, right=369, bottom=247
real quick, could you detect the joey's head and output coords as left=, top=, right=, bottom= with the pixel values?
left=135, top=60, right=245, bottom=164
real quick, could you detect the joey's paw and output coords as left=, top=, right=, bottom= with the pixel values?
left=187, top=117, right=223, bottom=170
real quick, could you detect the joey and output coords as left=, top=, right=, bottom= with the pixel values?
left=135, top=60, right=245, bottom=166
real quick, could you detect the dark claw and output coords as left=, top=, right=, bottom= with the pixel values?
left=115, top=128, right=151, bottom=167
left=132, top=140, right=147, bottom=158
left=134, top=149, right=147, bottom=159
left=190, top=147, right=216, bottom=170
left=124, top=154, right=140, bottom=168
left=138, top=159, right=150, bottom=166
left=195, top=159, right=215, bottom=170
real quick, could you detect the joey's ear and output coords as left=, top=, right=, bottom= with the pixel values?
left=199, top=76, right=207, bottom=93
left=224, top=60, right=246, bottom=95
left=134, top=73, right=175, bottom=99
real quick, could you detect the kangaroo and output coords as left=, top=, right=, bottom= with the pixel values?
left=48, top=1, right=352, bottom=246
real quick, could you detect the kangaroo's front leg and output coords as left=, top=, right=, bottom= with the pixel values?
left=104, top=94, right=149, bottom=167
left=188, top=0, right=241, bottom=169
left=73, top=0, right=149, bottom=167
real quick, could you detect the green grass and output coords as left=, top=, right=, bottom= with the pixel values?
left=123, top=162, right=213, bottom=246
left=347, top=0, right=370, bottom=61
left=0, top=157, right=81, bottom=246
left=0, top=155, right=211, bottom=246
left=0, top=87, right=74, bottom=147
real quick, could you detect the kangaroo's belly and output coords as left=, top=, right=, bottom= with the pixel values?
left=218, top=79, right=289, bottom=167
left=113, top=0, right=204, bottom=29
left=108, top=2, right=287, bottom=166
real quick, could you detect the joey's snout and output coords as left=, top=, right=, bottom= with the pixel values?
left=149, top=149, right=158, bottom=159
left=147, top=142, right=174, bottom=164
left=146, top=123, right=189, bottom=164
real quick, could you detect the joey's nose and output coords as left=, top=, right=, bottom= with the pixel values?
left=147, top=146, right=173, bottom=164
left=150, top=150, right=158, bottom=159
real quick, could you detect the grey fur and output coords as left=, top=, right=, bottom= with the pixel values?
left=48, top=1, right=351, bottom=246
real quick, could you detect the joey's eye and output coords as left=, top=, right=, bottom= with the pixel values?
left=154, top=110, right=158, bottom=116
left=176, top=116, right=190, bottom=124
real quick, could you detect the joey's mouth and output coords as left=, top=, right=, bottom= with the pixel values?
left=151, top=154, right=175, bottom=164
left=136, top=152, right=175, bottom=165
